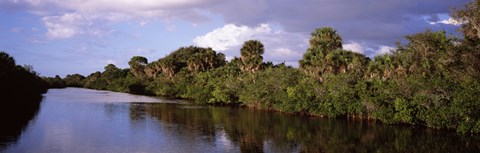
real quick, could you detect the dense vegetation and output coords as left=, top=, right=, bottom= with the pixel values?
left=0, top=52, right=47, bottom=148
left=1, top=52, right=48, bottom=99
left=55, top=1, right=480, bottom=133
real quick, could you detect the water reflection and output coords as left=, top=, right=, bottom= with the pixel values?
left=0, top=96, right=42, bottom=151
left=138, top=103, right=480, bottom=153
left=2, top=88, right=479, bottom=153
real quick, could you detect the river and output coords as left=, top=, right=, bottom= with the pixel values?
left=1, top=88, right=479, bottom=153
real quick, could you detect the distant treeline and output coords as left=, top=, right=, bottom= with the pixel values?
left=46, top=1, right=480, bottom=133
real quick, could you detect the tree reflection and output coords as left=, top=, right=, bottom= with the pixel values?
left=133, top=103, right=480, bottom=153
left=0, top=96, right=42, bottom=151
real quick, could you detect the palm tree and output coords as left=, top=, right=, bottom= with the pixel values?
left=203, top=48, right=216, bottom=68
left=309, top=27, right=343, bottom=52
left=240, top=40, right=264, bottom=73
left=187, top=54, right=203, bottom=72
left=299, top=27, right=344, bottom=81
left=159, top=58, right=176, bottom=79
left=368, top=54, right=395, bottom=80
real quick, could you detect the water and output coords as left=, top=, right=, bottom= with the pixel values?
left=1, top=88, right=479, bottom=153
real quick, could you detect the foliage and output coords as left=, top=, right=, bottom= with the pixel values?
left=128, top=56, right=148, bottom=78
left=64, top=74, right=85, bottom=87
left=0, top=51, right=48, bottom=103
left=43, top=75, right=66, bottom=88
left=452, top=0, right=480, bottom=41
left=299, top=27, right=347, bottom=81
left=238, top=65, right=300, bottom=110
left=239, top=40, right=264, bottom=73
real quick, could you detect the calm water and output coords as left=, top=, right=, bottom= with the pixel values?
left=1, top=88, right=479, bottom=153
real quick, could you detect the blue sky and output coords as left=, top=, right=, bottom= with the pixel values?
left=0, top=0, right=468, bottom=77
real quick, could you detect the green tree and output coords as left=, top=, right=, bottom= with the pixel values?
left=64, top=74, right=85, bottom=87
left=158, top=58, right=177, bottom=79
left=144, top=61, right=161, bottom=78
left=452, top=0, right=480, bottom=41
left=44, top=75, right=66, bottom=88
left=452, top=0, right=480, bottom=79
left=238, top=65, right=300, bottom=109
left=154, top=46, right=226, bottom=78
left=324, top=49, right=369, bottom=76
left=309, top=27, right=343, bottom=51
left=128, top=56, right=148, bottom=77
left=239, top=40, right=264, bottom=73
left=83, top=71, right=107, bottom=89
left=103, top=64, right=125, bottom=79
left=0, top=52, right=16, bottom=71
left=396, top=30, right=456, bottom=77
left=299, top=27, right=344, bottom=81
left=0, top=51, right=48, bottom=99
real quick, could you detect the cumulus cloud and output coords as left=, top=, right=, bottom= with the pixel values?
left=343, top=42, right=365, bottom=54
left=193, top=24, right=272, bottom=51
left=376, top=45, right=396, bottom=55
left=194, top=24, right=307, bottom=63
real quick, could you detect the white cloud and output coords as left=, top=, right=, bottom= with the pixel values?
left=343, top=41, right=365, bottom=54
left=193, top=24, right=271, bottom=51
left=22, top=0, right=213, bottom=12
left=193, top=24, right=307, bottom=64
left=265, top=47, right=304, bottom=64
left=21, top=0, right=218, bottom=23
left=269, top=48, right=301, bottom=57
left=11, top=0, right=220, bottom=39
left=42, top=13, right=85, bottom=39
left=42, top=13, right=111, bottom=39
left=376, top=45, right=395, bottom=55
left=429, top=17, right=464, bottom=26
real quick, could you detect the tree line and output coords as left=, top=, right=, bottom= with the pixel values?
left=1, top=51, right=47, bottom=145
left=1, top=52, right=48, bottom=100
left=45, top=1, right=480, bottom=134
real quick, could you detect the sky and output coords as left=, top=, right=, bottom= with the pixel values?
left=0, top=0, right=469, bottom=77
